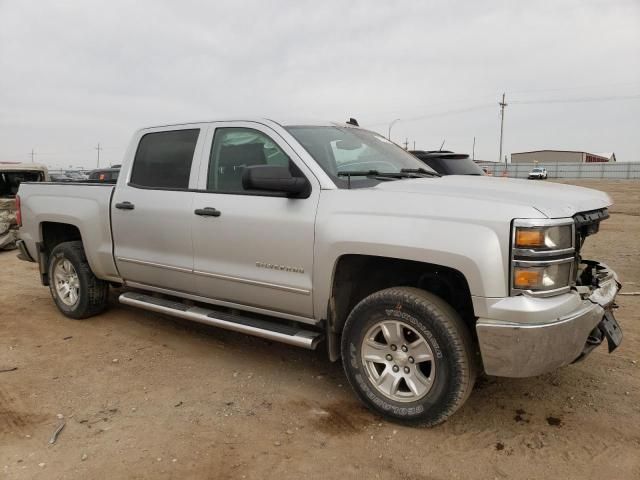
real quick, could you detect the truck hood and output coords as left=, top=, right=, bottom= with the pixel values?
left=375, top=175, right=612, bottom=218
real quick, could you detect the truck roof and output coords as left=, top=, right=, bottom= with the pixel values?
left=138, top=118, right=355, bottom=130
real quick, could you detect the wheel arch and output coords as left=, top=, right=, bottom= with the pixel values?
left=41, top=221, right=82, bottom=252
left=326, top=254, right=476, bottom=361
left=38, top=222, right=83, bottom=285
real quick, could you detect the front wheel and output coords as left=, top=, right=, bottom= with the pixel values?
left=341, top=287, right=476, bottom=426
left=48, top=241, right=109, bottom=319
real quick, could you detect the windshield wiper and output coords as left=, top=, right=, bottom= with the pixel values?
left=337, top=169, right=439, bottom=188
left=400, top=168, right=441, bottom=177
left=338, top=169, right=439, bottom=179
left=337, top=170, right=409, bottom=178
left=338, top=170, right=413, bottom=188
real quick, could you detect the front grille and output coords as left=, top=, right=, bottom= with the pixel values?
left=572, top=207, right=609, bottom=285
left=573, top=207, right=609, bottom=252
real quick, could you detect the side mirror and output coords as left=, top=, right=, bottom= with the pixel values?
left=242, top=165, right=310, bottom=198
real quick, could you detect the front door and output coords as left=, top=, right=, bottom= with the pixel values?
left=191, top=123, right=319, bottom=318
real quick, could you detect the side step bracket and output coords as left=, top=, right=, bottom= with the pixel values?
left=119, top=292, right=323, bottom=350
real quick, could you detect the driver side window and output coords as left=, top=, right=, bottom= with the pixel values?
left=207, top=128, right=293, bottom=193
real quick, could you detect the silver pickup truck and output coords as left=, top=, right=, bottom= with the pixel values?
left=16, top=119, right=622, bottom=426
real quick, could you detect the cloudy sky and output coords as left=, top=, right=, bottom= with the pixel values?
left=1, top=0, right=638, bottom=168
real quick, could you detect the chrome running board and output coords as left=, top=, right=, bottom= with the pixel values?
left=118, top=292, right=323, bottom=350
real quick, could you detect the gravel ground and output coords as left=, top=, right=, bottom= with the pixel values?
left=1, top=179, right=639, bottom=480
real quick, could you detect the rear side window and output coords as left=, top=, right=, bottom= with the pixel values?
left=130, top=129, right=199, bottom=189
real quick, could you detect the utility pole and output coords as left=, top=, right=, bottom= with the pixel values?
left=95, top=143, right=102, bottom=168
left=413, top=140, right=416, bottom=150
left=498, top=93, right=507, bottom=167
left=388, top=118, right=400, bottom=140
left=30, top=148, right=35, bottom=163
left=403, top=138, right=409, bottom=150
left=472, top=137, right=476, bottom=161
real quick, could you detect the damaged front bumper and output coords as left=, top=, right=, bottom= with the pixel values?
left=475, top=261, right=621, bottom=378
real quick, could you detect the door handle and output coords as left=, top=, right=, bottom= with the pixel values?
left=115, top=201, right=135, bottom=210
left=194, top=207, right=221, bottom=217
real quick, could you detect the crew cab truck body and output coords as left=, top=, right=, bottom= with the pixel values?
left=17, top=119, right=622, bottom=426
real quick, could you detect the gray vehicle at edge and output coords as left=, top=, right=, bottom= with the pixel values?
left=16, top=119, right=622, bottom=426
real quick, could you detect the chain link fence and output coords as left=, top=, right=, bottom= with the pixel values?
left=483, top=162, right=640, bottom=179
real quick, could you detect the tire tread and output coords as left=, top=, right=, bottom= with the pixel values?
left=341, top=286, right=477, bottom=427
left=48, top=241, right=109, bottom=319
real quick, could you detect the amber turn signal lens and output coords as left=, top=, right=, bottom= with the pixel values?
left=513, top=268, right=542, bottom=289
left=515, top=229, right=545, bottom=248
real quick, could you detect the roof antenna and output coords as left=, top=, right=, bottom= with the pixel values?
left=346, top=117, right=359, bottom=126
left=439, top=139, right=446, bottom=151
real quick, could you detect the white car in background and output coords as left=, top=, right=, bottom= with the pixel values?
left=528, top=167, right=548, bottom=180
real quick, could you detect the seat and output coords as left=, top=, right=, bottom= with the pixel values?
left=217, top=143, right=267, bottom=191
left=8, top=175, right=23, bottom=196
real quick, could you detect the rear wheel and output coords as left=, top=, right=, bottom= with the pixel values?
left=48, top=241, right=109, bottom=319
left=341, top=287, right=476, bottom=426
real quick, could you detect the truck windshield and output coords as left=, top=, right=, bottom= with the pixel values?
left=286, top=126, right=437, bottom=189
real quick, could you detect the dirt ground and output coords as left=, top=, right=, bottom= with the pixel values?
left=1, top=180, right=639, bottom=480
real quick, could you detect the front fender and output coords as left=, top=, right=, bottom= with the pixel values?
left=312, top=189, right=542, bottom=320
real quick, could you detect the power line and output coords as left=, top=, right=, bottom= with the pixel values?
left=510, top=93, right=640, bottom=105
left=510, top=80, right=640, bottom=96
left=5, top=146, right=124, bottom=157
left=367, top=103, right=495, bottom=129
left=367, top=90, right=639, bottom=130
left=403, top=104, right=496, bottom=122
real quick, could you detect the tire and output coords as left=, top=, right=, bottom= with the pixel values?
left=48, top=241, right=109, bottom=319
left=341, top=287, right=476, bottom=426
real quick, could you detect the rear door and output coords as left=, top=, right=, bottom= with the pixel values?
left=190, top=122, right=319, bottom=318
left=112, top=125, right=206, bottom=291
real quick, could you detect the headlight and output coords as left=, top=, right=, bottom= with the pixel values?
left=513, top=261, right=573, bottom=291
left=514, top=225, right=573, bottom=251
left=511, top=219, right=575, bottom=296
